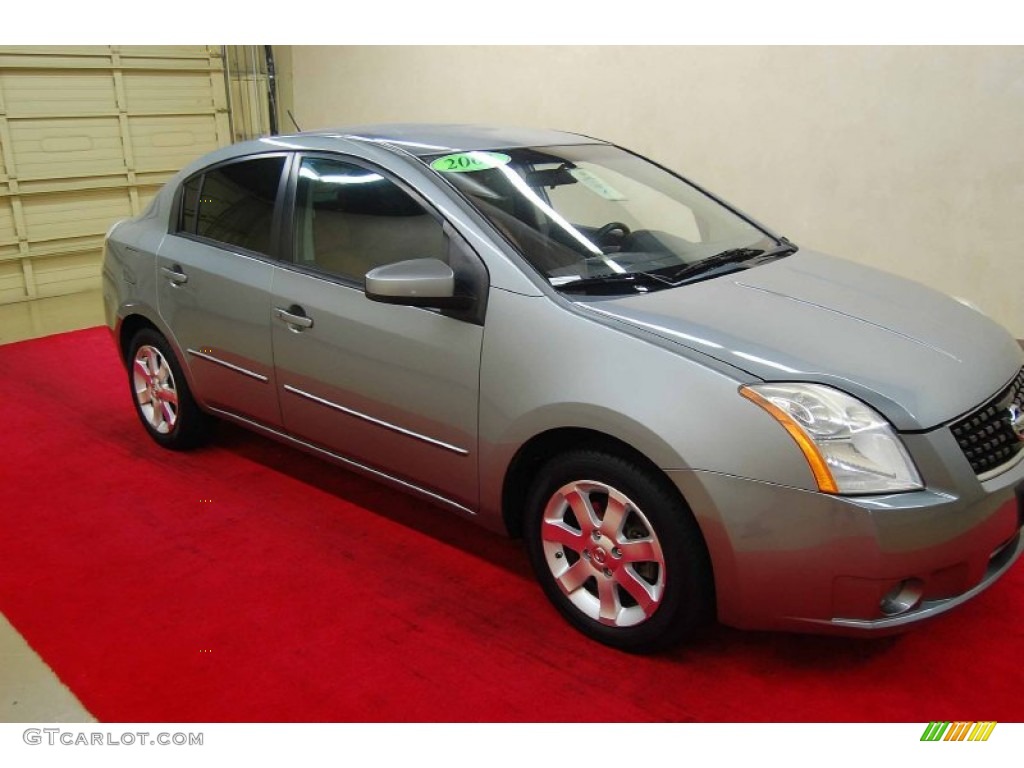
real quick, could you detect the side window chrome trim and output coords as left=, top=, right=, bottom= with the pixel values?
left=167, top=232, right=281, bottom=267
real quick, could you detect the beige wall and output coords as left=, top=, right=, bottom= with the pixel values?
left=292, top=46, right=1024, bottom=336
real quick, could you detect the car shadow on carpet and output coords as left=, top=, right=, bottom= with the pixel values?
left=210, top=421, right=532, bottom=579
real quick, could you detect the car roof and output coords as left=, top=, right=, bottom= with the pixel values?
left=168, top=123, right=611, bottom=197
left=273, top=123, right=606, bottom=157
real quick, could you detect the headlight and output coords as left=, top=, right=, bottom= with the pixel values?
left=739, top=383, right=923, bottom=494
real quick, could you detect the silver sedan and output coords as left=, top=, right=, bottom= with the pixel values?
left=103, top=124, right=1024, bottom=652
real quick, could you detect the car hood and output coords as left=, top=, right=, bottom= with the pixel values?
left=579, top=251, right=1023, bottom=430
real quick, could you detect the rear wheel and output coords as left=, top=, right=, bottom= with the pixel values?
left=524, top=450, right=712, bottom=653
left=128, top=328, right=211, bottom=450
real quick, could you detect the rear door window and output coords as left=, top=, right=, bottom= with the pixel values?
left=189, top=156, right=286, bottom=256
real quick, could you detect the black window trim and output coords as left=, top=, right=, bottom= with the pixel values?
left=278, top=151, right=443, bottom=287
left=282, top=153, right=477, bottom=268
left=277, top=150, right=491, bottom=325
left=169, top=151, right=294, bottom=264
left=176, top=174, right=203, bottom=236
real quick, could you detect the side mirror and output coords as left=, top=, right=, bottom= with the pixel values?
left=364, top=258, right=473, bottom=310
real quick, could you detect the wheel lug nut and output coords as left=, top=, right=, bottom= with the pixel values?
left=591, top=531, right=601, bottom=541
left=603, top=568, right=612, bottom=577
left=611, top=547, right=622, bottom=558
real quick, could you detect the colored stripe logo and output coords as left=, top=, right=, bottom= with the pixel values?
left=920, top=722, right=997, bottom=741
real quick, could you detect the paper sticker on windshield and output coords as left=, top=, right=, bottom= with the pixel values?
left=569, top=168, right=626, bottom=201
left=431, top=152, right=511, bottom=173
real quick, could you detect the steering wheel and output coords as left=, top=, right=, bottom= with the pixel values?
left=595, top=221, right=631, bottom=242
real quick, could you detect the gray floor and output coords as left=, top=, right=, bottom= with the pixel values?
left=0, top=615, right=94, bottom=722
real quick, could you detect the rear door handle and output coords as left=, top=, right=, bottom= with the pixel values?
left=160, top=265, right=188, bottom=285
left=274, top=305, right=314, bottom=330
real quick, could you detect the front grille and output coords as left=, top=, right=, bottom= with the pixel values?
left=950, top=367, right=1024, bottom=476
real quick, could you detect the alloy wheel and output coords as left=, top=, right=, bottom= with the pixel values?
left=540, top=480, right=666, bottom=628
left=132, top=344, right=179, bottom=434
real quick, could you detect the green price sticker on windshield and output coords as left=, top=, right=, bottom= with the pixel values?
left=431, top=152, right=511, bottom=173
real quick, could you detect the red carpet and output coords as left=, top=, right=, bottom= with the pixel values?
left=1, top=326, right=1022, bottom=722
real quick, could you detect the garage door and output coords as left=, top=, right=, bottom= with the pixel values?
left=0, top=46, right=233, bottom=305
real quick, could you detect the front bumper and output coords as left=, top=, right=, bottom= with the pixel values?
left=668, top=456, right=1024, bottom=635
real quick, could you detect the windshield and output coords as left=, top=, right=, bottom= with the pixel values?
left=425, top=144, right=781, bottom=294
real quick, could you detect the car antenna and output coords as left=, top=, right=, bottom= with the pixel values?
left=287, top=110, right=302, bottom=133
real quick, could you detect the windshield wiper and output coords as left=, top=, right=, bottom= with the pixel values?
left=666, top=241, right=797, bottom=285
left=554, top=241, right=797, bottom=294
left=553, top=271, right=674, bottom=294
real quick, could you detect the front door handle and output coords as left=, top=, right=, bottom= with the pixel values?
left=160, top=265, right=188, bottom=285
left=274, top=305, right=314, bottom=330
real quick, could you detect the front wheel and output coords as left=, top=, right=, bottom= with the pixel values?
left=524, top=450, right=713, bottom=653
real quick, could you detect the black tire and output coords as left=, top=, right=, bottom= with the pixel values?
left=524, top=450, right=713, bottom=653
left=127, top=328, right=211, bottom=450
